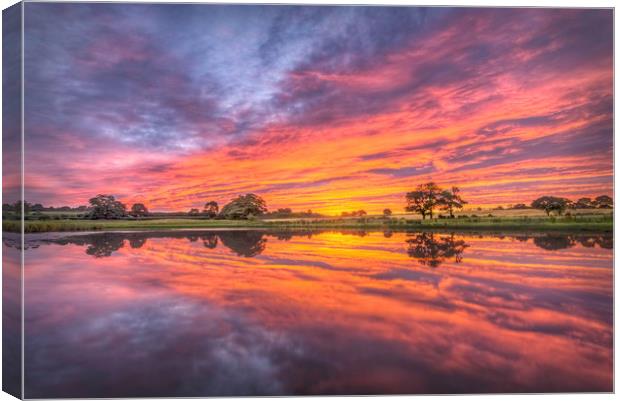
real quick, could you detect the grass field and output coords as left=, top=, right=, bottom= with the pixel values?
left=3, top=209, right=613, bottom=233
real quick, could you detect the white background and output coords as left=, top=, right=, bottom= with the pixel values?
left=0, top=0, right=616, bottom=400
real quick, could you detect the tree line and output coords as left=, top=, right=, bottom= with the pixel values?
left=4, top=185, right=613, bottom=221
left=86, top=193, right=269, bottom=220
left=403, top=182, right=612, bottom=219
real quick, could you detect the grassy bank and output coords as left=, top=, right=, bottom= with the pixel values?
left=3, top=214, right=613, bottom=233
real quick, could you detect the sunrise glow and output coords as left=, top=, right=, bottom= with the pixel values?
left=20, top=5, right=612, bottom=214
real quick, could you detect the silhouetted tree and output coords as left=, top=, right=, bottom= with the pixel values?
left=188, top=208, right=200, bottom=216
left=439, top=186, right=467, bottom=218
left=220, top=193, right=268, bottom=219
left=594, top=195, right=613, bottom=209
left=574, top=197, right=594, bottom=209
left=405, top=182, right=442, bottom=219
left=130, top=203, right=149, bottom=217
left=203, top=201, right=219, bottom=218
left=383, top=208, right=392, bottom=217
left=531, top=196, right=570, bottom=216
left=88, top=195, right=127, bottom=219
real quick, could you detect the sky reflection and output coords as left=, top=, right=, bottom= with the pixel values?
left=14, top=230, right=613, bottom=397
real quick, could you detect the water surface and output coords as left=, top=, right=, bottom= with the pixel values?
left=11, top=229, right=613, bottom=397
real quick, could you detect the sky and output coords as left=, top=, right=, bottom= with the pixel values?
left=18, top=4, right=613, bottom=214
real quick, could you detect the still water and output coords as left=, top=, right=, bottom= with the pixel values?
left=9, top=229, right=614, bottom=397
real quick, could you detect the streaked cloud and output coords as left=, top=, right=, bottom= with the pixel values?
left=21, top=5, right=612, bottom=212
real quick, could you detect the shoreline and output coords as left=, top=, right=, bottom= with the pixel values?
left=2, top=216, right=613, bottom=235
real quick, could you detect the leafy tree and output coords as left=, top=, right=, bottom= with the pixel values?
left=531, top=196, right=570, bottom=216
left=405, top=182, right=442, bottom=219
left=439, top=186, right=467, bottom=218
left=594, top=195, right=613, bottom=209
left=220, top=193, right=268, bottom=219
left=203, top=201, right=219, bottom=218
left=188, top=208, right=200, bottom=216
left=383, top=208, right=392, bottom=217
left=130, top=203, right=149, bottom=217
left=574, top=197, right=594, bottom=209
left=513, top=203, right=529, bottom=209
left=88, top=195, right=127, bottom=219
left=405, top=190, right=427, bottom=219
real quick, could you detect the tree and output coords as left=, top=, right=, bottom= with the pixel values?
left=88, top=195, right=126, bottom=219
left=573, top=197, right=594, bottom=209
left=405, top=190, right=427, bottom=219
left=531, top=196, right=570, bottom=216
left=405, top=182, right=442, bottom=219
left=439, top=186, right=467, bottom=218
left=130, top=203, right=149, bottom=217
left=594, top=195, right=613, bottom=209
left=203, top=201, right=219, bottom=218
left=188, top=208, right=200, bottom=216
left=219, top=193, right=268, bottom=219
left=383, top=208, right=392, bottom=218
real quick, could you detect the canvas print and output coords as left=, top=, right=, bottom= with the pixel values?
left=2, top=2, right=613, bottom=398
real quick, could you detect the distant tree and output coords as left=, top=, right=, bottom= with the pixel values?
left=341, top=211, right=351, bottom=217
left=439, top=187, right=467, bottom=218
left=188, top=208, right=200, bottom=216
left=513, top=203, right=529, bottom=210
left=383, top=208, right=392, bottom=218
left=220, top=193, right=268, bottom=219
left=203, top=201, right=219, bottom=218
left=130, top=203, right=149, bottom=217
left=574, top=197, right=594, bottom=209
left=594, top=195, right=613, bottom=209
left=31, top=203, right=44, bottom=212
left=88, top=195, right=126, bottom=219
left=356, top=210, right=367, bottom=217
left=405, top=182, right=442, bottom=219
left=531, top=196, right=570, bottom=216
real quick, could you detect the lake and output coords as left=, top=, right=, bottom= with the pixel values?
left=5, top=229, right=613, bottom=397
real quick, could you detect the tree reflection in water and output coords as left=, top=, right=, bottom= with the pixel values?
left=217, top=231, right=267, bottom=257
left=527, top=233, right=613, bottom=250
left=85, top=234, right=125, bottom=258
left=201, top=234, right=218, bottom=249
left=15, top=230, right=613, bottom=260
left=406, top=233, right=469, bottom=268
